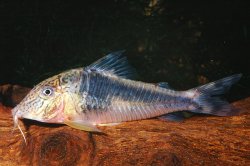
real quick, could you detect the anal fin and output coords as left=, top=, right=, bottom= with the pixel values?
left=158, top=112, right=194, bottom=122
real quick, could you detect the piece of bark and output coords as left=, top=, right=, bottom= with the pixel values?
left=0, top=84, right=30, bottom=107
left=0, top=85, right=249, bottom=165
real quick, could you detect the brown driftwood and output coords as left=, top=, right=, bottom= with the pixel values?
left=0, top=85, right=249, bottom=165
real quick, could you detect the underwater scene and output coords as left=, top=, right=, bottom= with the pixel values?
left=0, top=0, right=249, bottom=165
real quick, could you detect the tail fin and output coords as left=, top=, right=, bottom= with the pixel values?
left=189, top=74, right=242, bottom=116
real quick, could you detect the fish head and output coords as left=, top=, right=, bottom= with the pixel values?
left=12, top=69, right=82, bottom=124
left=11, top=69, right=82, bottom=143
left=12, top=77, right=65, bottom=125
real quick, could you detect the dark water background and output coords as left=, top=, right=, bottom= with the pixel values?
left=0, top=0, right=249, bottom=100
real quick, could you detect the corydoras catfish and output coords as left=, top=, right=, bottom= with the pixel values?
left=12, top=51, right=242, bottom=143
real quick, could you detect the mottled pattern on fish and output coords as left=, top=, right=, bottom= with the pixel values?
left=11, top=50, right=242, bottom=143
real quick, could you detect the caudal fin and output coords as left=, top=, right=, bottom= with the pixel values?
left=189, top=74, right=242, bottom=116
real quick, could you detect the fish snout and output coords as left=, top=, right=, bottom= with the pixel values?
left=11, top=107, right=20, bottom=119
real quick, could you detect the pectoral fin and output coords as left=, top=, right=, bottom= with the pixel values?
left=97, top=122, right=121, bottom=126
left=64, top=120, right=101, bottom=132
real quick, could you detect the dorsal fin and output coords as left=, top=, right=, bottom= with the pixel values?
left=85, top=50, right=137, bottom=79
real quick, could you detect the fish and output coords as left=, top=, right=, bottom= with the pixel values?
left=12, top=50, right=242, bottom=143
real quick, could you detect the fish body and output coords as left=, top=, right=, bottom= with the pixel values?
left=12, top=51, right=242, bottom=142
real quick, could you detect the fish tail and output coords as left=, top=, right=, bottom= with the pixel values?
left=188, top=74, right=242, bottom=116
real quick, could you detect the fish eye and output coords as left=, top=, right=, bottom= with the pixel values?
left=42, top=87, right=54, bottom=96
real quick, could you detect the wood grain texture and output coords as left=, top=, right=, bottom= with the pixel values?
left=0, top=84, right=249, bottom=166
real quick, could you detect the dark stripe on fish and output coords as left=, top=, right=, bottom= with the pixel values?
left=79, top=71, right=191, bottom=115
